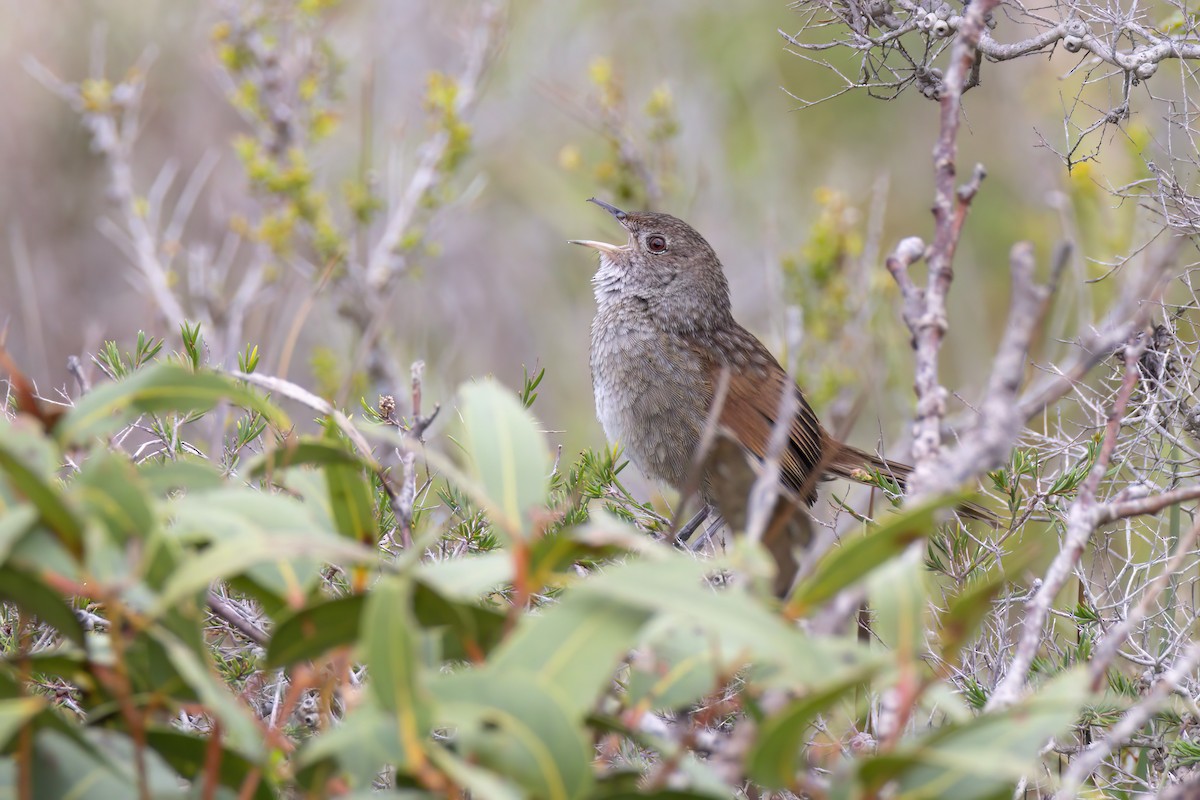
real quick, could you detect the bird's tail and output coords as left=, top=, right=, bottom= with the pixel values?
left=825, top=442, right=996, bottom=524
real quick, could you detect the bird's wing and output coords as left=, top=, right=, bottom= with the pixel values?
left=681, top=325, right=828, bottom=506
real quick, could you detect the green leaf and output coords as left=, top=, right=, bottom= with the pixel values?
left=145, top=728, right=275, bottom=800
left=431, top=670, right=594, bottom=800
left=137, top=456, right=224, bottom=496
left=56, top=363, right=289, bottom=445
left=857, top=668, right=1090, bottom=799
left=0, top=696, right=46, bottom=751
left=150, top=627, right=266, bottom=760
left=938, top=564, right=1022, bottom=665
left=786, top=495, right=958, bottom=615
left=868, top=549, right=928, bottom=660
left=626, top=624, right=721, bottom=712
left=0, top=504, right=39, bottom=567
left=163, top=489, right=375, bottom=614
left=243, top=437, right=364, bottom=477
left=72, top=451, right=154, bottom=544
left=0, top=422, right=84, bottom=557
left=296, top=704, right=407, bottom=791
left=526, top=527, right=624, bottom=594
left=576, top=553, right=877, bottom=690
left=458, top=379, right=550, bottom=539
left=747, top=674, right=869, bottom=789
left=322, top=427, right=379, bottom=546
left=412, top=580, right=507, bottom=661
left=266, top=594, right=365, bottom=668
left=487, top=591, right=651, bottom=719
left=19, top=728, right=186, bottom=799
left=0, top=565, right=86, bottom=647
left=363, top=576, right=431, bottom=767
left=155, top=528, right=372, bottom=613
left=413, top=551, right=512, bottom=600
left=426, top=744, right=525, bottom=800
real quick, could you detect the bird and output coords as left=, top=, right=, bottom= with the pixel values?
left=569, top=198, right=973, bottom=595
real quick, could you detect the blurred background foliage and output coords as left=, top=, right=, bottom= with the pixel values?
left=0, top=0, right=1159, bottom=502
left=1, top=0, right=1198, bottom=796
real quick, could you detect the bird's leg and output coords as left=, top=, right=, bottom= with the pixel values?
left=690, top=513, right=726, bottom=552
left=674, top=502, right=713, bottom=544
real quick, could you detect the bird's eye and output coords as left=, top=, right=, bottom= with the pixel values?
left=646, top=234, right=668, bottom=254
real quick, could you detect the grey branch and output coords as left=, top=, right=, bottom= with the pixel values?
left=986, top=336, right=1147, bottom=711
left=365, top=2, right=502, bottom=291
left=1058, top=642, right=1200, bottom=796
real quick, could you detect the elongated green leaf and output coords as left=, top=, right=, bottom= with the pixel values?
left=0, top=565, right=86, bottom=647
left=244, top=438, right=364, bottom=477
left=164, top=489, right=374, bottom=614
left=0, top=424, right=83, bottom=557
left=0, top=696, right=46, bottom=751
left=138, top=457, right=224, bottom=496
left=267, top=594, right=365, bottom=668
left=145, top=728, right=274, bottom=800
left=56, top=363, right=289, bottom=444
left=427, top=744, right=525, bottom=800
left=322, top=426, right=379, bottom=546
left=626, top=624, right=721, bottom=712
left=786, top=495, right=960, bottom=615
left=23, top=728, right=186, bottom=799
left=857, top=668, right=1089, bottom=799
left=488, top=592, right=650, bottom=719
left=296, top=705, right=406, bottom=791
left=155, top=530, right=373, bottom=612
left=413, top=580, right=507, bottom=661
left=151, top=627, right=265, bottom=760
left=747, top=674, right=871, bottom=788
left=869, top=548, right=928, bottom=660
left=363, top=577, right=430, bottom=768
left=432, top=670, right=594, bottom=800
left=939, top=573, right=1011, bottom=666
left=73, top=452, right=153, bottom=544
left=458, top=380, right=550, bottom=539
left=414, top=551, right=512, bottom=600
left=0, top=504, right=39, bottom=567
left=0, top=417, right=60, bottom=492
left=576, top=554, right=878, bottom=690
left=527, top=528, right=624, bottom=593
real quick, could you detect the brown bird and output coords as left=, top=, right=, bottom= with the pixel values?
left=570, top=199, right=927, bottom=595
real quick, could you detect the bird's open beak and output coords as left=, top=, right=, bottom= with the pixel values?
left=586, top=197, right=628, bottom=222
left=568, top=239, right=623, bottom=253
left=568, top=197, right=630, bottom=253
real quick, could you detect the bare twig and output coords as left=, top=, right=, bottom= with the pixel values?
left=207, top=590, right=268, bottom=648
left=1059, top=642, right=1200, bottom=796
left=364, top=3, right=502, bottom=291
left=987, top=333, right=1146, bottom=710
left=25, top=51, right=187, bottom=330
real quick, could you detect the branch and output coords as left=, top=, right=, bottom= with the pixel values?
left=364, top=2, right=502, bottom=291
left=1058, top=642, right=1200, bottom=796
left=986, top=333, right=1146, bottom=711
left=206, top=590, right=268, bottom=648
left=1097, top=484, right=1200, bottom=524
left=913, top=242, right=1054, bottom=496
left=25, top=52, right=188, bottom=330
left=1085, top=515, right=1200, bottom=687
left=889, top=0, right=998, bottom=490
left=231, top=369, right=413, bottom=551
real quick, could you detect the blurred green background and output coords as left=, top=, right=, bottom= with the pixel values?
left=0, top=0, right=1157, bottom=497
